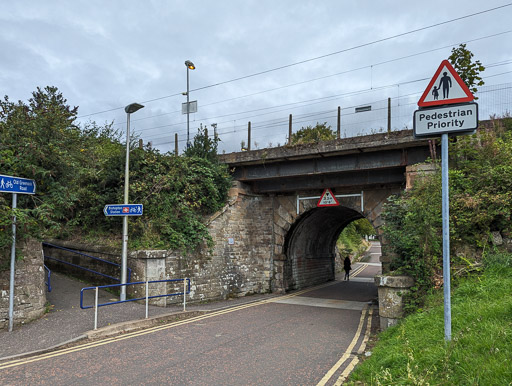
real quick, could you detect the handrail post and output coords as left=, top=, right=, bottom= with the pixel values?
left=183, top=278, right=187, bottom=312
left=94, top=287, right=99, bottom=330
left=145, top=280, right=149, bottom=319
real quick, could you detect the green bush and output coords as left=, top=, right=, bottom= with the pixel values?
left=337, top=218, right=374, bottom=257
left=0, top=87, right=231, bottom=269
left=382, top=118, right=512, bottom=308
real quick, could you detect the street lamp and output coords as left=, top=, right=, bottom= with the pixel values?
left=120, top=102, right=144, bottom=301
left=185, top=60, right=195, bottom=148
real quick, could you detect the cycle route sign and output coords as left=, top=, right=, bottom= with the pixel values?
left=104, top=204, right=143, bottom=216
left=0, top=174, right=36, bottom=195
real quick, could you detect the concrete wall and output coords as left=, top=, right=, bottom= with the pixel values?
left=0, top=239, right=46, bottom=329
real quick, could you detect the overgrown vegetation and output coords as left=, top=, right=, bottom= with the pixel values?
left=0, top=87, right=231, bottom=269
left=348, top=250, right=512, bottom=384
left=381, top=45, right=503, bottom=309
left=382, top=116, right=512, bottom=309
left=289, top=122, right=336, bottom=145
left=337, top=218, right=374, bottom=259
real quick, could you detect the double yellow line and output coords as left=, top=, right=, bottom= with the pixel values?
left=316, top=305, right=374, bottom=385
left=350, top=263, right=368, bottom=278
left=0, top=282, right=337, bottom=370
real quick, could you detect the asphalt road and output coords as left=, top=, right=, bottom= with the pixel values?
left=1, top=248, right=381, bottom=385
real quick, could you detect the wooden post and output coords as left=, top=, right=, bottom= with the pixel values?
left=337, top=106, right=341, bottom=139
left=288, top=114, right=292, bottom=145
left=175, top=133, right=178, bottom=156
left=248, top=121, right=251, bottom=151
left=387, top=97, right=391, bottom=134
left=139, top=138, right=143, bottom=149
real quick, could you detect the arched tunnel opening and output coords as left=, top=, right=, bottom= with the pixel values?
left=283, top=205, right=380, bottom=291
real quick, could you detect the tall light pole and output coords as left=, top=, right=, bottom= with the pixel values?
left=121, top=102, right=144, bottom=301
left=185, top=60, right=195, bottom=148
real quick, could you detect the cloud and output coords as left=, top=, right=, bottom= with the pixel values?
left=1, top=1, right=510, bottom=153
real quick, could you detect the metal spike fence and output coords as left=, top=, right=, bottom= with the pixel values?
left=214, top=82, right=511, bottom=153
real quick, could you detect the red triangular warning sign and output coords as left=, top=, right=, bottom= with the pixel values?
left=418, top=60, right=474, bottom=107
left=317, top=188, right=339, bottom=207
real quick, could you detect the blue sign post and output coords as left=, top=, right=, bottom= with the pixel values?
left=0, top=174, right=36, bottom=333
left=103, top=204, right=143, bottom=216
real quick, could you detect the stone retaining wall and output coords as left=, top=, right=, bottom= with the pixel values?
left=43, top=182, right=275, bottom=305
left=0, top=239, right=46, bottom=329
left=43, top=241, right=120, bottom=285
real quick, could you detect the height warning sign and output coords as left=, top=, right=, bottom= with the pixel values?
left=317, top=188, right=339, bottom=207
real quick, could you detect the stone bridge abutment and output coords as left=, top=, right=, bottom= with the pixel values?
left=219, top=131, right=433, bottom=294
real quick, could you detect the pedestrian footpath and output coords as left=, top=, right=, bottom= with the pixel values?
left=0, top=272, right=275, bottom=361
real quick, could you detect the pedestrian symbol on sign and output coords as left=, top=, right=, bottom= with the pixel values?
left=417, top=60, right=473, bottom=108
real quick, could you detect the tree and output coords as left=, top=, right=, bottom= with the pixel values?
left=0, top=87, right=82, bottom=241
left=183, top=124, right=221, bottom=163
left=1, top=87, right=233, bottom=261
left=448, top=44, right=485, bottom=96
left=290, top=122, right=336, bottom=145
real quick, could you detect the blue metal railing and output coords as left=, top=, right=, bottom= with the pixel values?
left=44, top=264, right=52, bottom=292
left=43, top=242, right=132, bottom=284
left=80, top=278, right=192, bottom=330
left=80, top=278, right=191, bottom=309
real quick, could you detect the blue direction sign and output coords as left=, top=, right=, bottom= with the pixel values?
left=0, top=174, right=36, bottom=195
left=104, top=204, right=143, bottom=216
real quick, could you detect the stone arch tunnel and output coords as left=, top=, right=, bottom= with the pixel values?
left=220, top=131, right=433, bottom=294
left=283, top=206, right=364, bottom=291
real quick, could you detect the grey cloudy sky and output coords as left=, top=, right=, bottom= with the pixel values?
left=2, top=1, right=511, bottom=153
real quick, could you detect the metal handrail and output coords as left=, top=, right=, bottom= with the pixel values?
left=80, top=278, right=191, bottom=330
left=44, top=264, right=52, bottom=292
left=43, top=242, right=132, bottom=283
left=80, top=278, right=191, bottom=309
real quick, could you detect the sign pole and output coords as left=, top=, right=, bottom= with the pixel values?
left=441, top=133, right=452, bottom=341
left=414, top=59, right=477, bottom=342
left=8, top=193, right=17, bottom=332
left=120, top=111, right=131, bottom=302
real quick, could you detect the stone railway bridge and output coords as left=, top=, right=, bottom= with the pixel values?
left=215, top=130, right=433, bottom=294
left=42, top=130, right=434, bottom=310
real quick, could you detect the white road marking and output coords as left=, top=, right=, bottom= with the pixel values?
left=274, top=297, right=368, bottom=311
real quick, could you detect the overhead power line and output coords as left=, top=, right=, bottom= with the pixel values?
left=107, top=31, right=512, bottom=129
left=77, top=4, right=512, bottom=119
left=135, top=65, right=512, bottom=138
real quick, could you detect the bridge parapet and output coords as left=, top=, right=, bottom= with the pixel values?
left=220, top=130, right=429, bottom=165
left=220, top=130, right=433, bottom=194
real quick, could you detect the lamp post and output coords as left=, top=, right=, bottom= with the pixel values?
left=120, top=102, right=144, bottom=301
left=185, top=60, right=195, bottom=148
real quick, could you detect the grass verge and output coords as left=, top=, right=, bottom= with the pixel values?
left=348, top=254, right=512, bottom=385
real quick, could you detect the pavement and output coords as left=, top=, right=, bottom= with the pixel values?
left=0, top=241, right=382, bottom=363
left=0, top=272, right=277, bottom=362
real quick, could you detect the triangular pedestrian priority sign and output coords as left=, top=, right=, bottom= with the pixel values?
left=417, top=60, right=474, bottom=107
left=317, top=188, right=340, bottom=207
